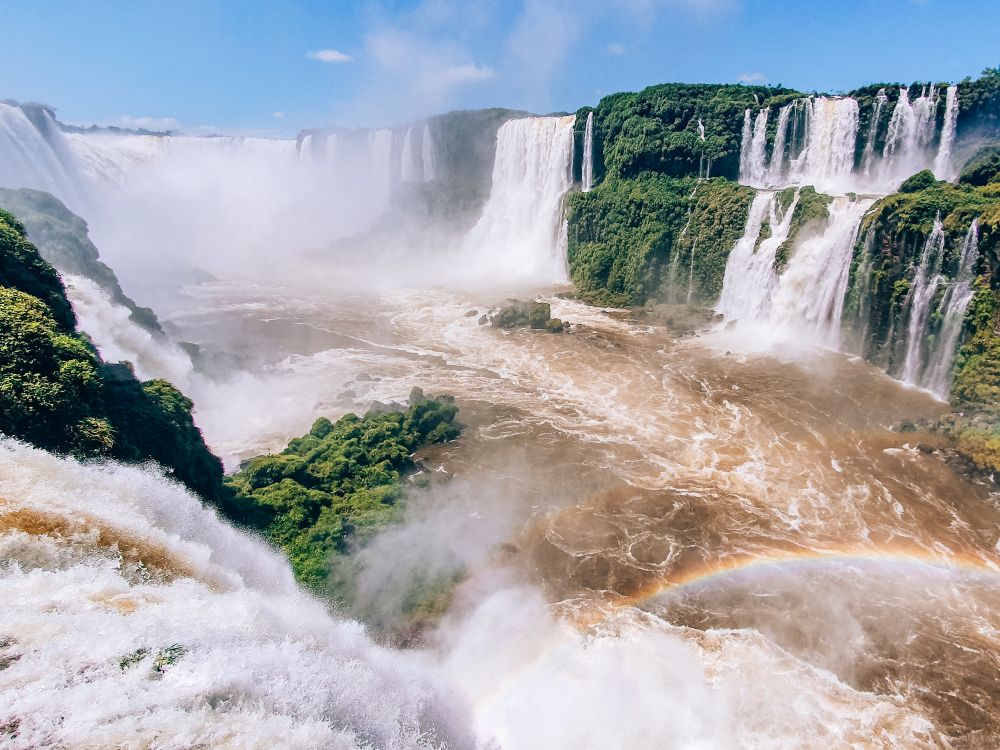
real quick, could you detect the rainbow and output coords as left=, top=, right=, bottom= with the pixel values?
left=623, top=544, right=1000, bottom=606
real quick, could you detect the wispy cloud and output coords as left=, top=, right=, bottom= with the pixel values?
left=307, top=49, right=353, bottom=63
left=272, top=111, right=285, bottom=119
left=738, top=71, right=768, bottom=83
left=607, top=42, right=626, bottom=55
left=432, top=63, right=495, bottom=86
left=101, top=115, right=181, bottom=131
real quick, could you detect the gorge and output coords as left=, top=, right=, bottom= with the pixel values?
left=1, top=64, right=1000, bottom=749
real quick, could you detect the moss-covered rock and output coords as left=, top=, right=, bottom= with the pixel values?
left=959, top=145, right=1000, bottom=188
left=225, top=395, right=461, bottom=592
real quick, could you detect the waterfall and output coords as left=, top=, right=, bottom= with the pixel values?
left=797, top=97, right=860, bottom=191
left=400, top=128, right=420, bottom=182
left=849, top=227, right=877, bottom=355
left=581, top=111, right=595, bottom=192
left=901, top=218, right=946, bottom=384
left=768, top=198, right=873, bottom=347
left=369, top=128, right=397, bottom=207
left=765, top=103, right=794, bottom=185
left=739, top=109, right=753, bottom=181
left=421, top=123, right=437, bottom=182
left=716, top=190, right=799, bottom=322
left=924, top=220, right=980, bottom=396
left=740, top=108, right=770, bottom=186
left=882, top=87, right=939, bottom=185
left=933, top=85, right=960, bottom=181
left=464, top=116, right=576, bottom=283
left=0, top=103, right=85, bottom=210
left=861, top=88, right=889, bottom=176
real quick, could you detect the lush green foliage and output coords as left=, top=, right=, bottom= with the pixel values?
left=587, top=83, right=802, bottom=183
left=0, top=210, right=224, bottom=498
left=567, top=174, right=752, bottom=305
left=225, top=393, right=461, bottom=591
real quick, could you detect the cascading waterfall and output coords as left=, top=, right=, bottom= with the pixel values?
left=581, top=111, right=595, bottom=192
left=400, top=128, right=420, bottom=182
left=765, top=103, right=794, bottom=186
left=861, top=88, right=889, bottom=176
left=933, top=85, right=960, bottom=181
left=881, top=87, right=939, bottom=185
left=901, top=218, right=946, bottom=385
left=716, top=190, right=799, bottom=323
left=464, top=116, right=576, bottom=283
left=421, top=123, right=436, bottom=182
left=849, top=227, right=877, bottom=354
left=768, top=198, right=874, bottom=347
left=924, top=220, right=981, bottom=396
left=0, top=103, right=86, bottom=210
left=740, top=108, right=770, bottom=185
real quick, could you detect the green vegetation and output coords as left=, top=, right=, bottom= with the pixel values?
left=588, top=83, right=802, bottom=184
left=0, top=207, right=224, bottom=500
left=567, top=174, right=753, bottom=306
left=224, top=390, right=461, bottom=592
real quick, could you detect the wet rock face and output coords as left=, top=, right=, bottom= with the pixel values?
left=491, top=300, right=564, bottom=332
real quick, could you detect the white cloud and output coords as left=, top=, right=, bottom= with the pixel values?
left=432, top=63, right=495, bottom=86
left=738, top=71, right=768, bottom=83
left=607, top=42, right=626, bottom=55
left=307, top=49, right=353, bottom=63
left=101, top=115, right=181, bottom=131
left=272, top=111, right=285, bottom=119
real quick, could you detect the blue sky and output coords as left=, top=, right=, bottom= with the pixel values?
left=2, top=0, right=997, bottom=135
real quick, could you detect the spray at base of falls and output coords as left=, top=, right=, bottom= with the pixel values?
left=0, top=438, right=952, bottom=749
left=464, top=116, right=575, bottom=284
left=64, top=273, right=195, bottom=389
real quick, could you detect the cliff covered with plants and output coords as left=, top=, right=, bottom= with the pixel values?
left=0, top=188, right=166, bottom=335
left=0, top=206, right=224, bottom=501
left=844, top=170, right=1000, bottom=471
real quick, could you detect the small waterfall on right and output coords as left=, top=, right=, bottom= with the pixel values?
left=901, top=218, right=946, bottom=385
left=581, top=111, right=595, bottom=192
left=933, top=85, right=960, bottom=181
left=924, top=221, right=981, bottom=396
left=861, top=89, right=889, bottom=176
